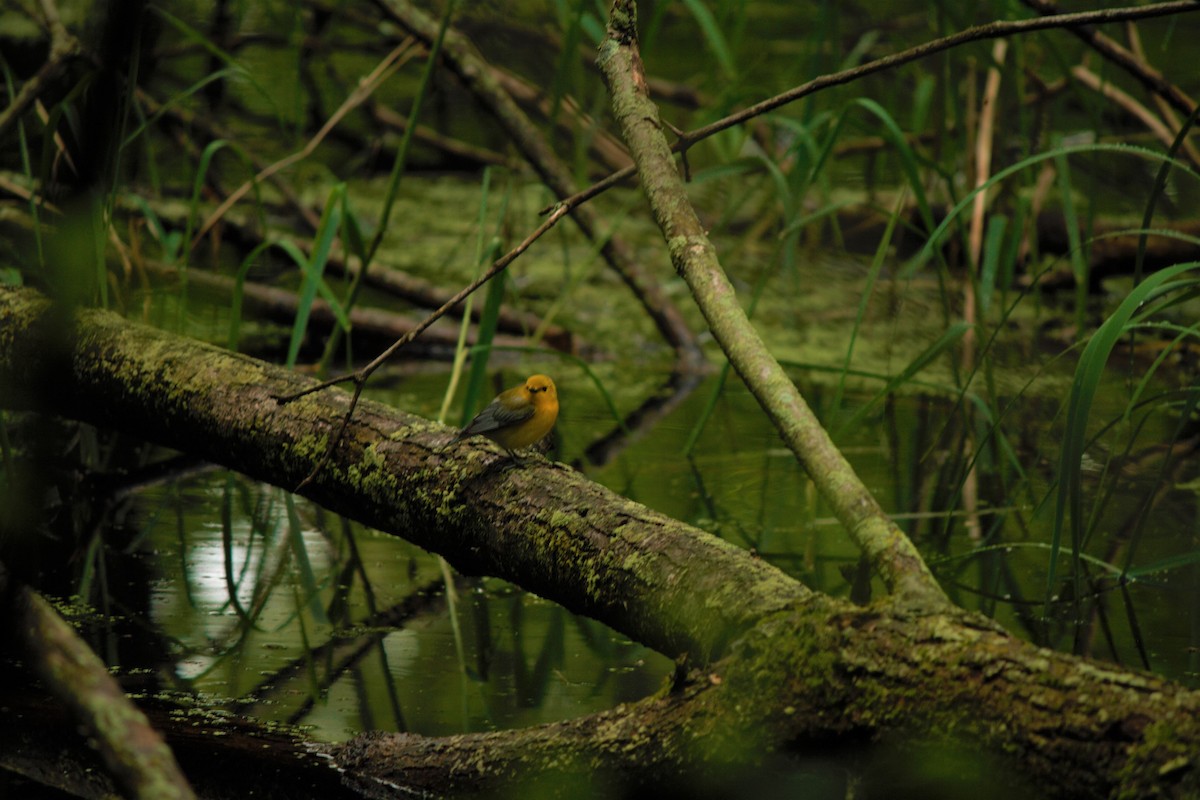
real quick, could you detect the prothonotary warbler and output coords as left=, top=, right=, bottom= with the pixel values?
left=449, top=374, right=558, bottom=461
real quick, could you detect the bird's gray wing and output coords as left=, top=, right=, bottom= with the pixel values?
left=454, top=397, right=534, bottom=438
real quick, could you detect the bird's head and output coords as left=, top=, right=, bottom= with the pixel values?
left=526, top=374, right=556, bottom=401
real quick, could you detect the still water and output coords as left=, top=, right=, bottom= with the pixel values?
left=101, top=354, right=1198, bottom=743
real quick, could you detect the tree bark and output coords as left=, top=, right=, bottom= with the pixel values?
left=0, top=287, right=800, bottom=665
left=0, top=564, right=196, bottom=800
left=0, top=676, right=355, bottom=800
left=2, top=286, right=1200, bottom=798
left=596, top=0, right=948, bottom=609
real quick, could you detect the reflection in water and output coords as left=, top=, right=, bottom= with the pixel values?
left=139, top=475, right=669, bottom=740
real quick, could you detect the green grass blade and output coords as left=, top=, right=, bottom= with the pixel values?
left=284, top=494, right=328, bottom=626
left=439, top=168, right=499, bottom=424
left=777, top=200, right=852, bottom=241
left=1136, top=104, right=1200, bottom=282
left=127, top=195, right=183, bottom=263
left=182, top=139, right=255, bottom=264
left=832, top=190, right=906, bottom=417
left=679, top=0, right=737, bottom=79
left=1125, top=548, right=1200, bottom=581
left=149, top=6, right=281, bottom=119
left=314, top=279, right=351, bottom=335
left=315, top=190, right=371, bottom=373
left=848, top=98, right=939, bottom=237
left=365, top=0, right=457, bottom=265
left=834, top=321, right=971, bottom=438
left=1119, top=381, right=1200, bottom=577
left=910, top=143, right=1200, bottom=276
left=1045, top=261, right=1200, bottom=616
left=548, top=0, right=587, bottom=127
left=287, top=184, right=345, bottom=367
left=459, top=271, right=507, bottom=426
left=1053, top=147, right=1089, bottom=333
left=229, top=239, right=301, bottom=350
left=978, top=214, right=1007, bottom=316
left=121, top=67, right=242, bottom=148
left=221, top=474, right=253, bottom=623
left=3, top=57, right=46, bottom=271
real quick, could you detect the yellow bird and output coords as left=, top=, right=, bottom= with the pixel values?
left=449, top=374, right=558, bottom=460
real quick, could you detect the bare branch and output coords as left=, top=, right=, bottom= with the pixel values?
left=597, top=0, right=950, bottom=607
left=547, top=0, right=1200, bottom=214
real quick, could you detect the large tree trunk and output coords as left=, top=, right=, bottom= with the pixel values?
left=2, top=286, right=1199, bottom=798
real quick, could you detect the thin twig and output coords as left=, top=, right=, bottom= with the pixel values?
left=598, top=0, right=952, bottom=607
left=136, top=88, right=322, bottom=232
left=0, top=0, right=83, bottom=140
left=286, top=204, right=570, bottom=492
left=1071, top=64, right=1197, bottom=165
left=544, top=0, right=1200, bottom=215
left=377, top=0, right=705, bottom=371
left=1020, top=0, right=1198, bottom=118
left=1123, top=22, right=1200, bottom=167
left=189, top=38, right=418, bottom=250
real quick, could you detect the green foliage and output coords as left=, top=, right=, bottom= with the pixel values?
left=1047, top=262, right=1200, bottom=614
left=286, top=183, right=347, bottom=368
left=679, top=0, right=737, bottom=80
left=458, top=263, right=507, bottom=425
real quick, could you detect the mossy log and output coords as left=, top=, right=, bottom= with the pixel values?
left=2, top=286, right=1199, bottom=798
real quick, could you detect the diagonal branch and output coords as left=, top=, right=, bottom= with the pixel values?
left=0, top=0, right=83, bottom=140
left=0, top=287, right=799, bottom=664
left=1020, top=0, right=1198, bottom=119
left=189, top=38, right=419, bottom=250
left=597, top=1, right=949, bottom=609
left=546, top=0, right=1200, bottom=215
left=0, top=562, right=196, bottom=800
left=376, top=0, right=705, bottom=373
left=280, top=203, right=570, bottom=492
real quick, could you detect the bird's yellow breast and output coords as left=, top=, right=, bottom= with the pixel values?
left=490, top=374, right=558, bottom=450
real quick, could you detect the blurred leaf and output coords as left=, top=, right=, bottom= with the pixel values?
left=680, top=0, right=737, bottom=79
